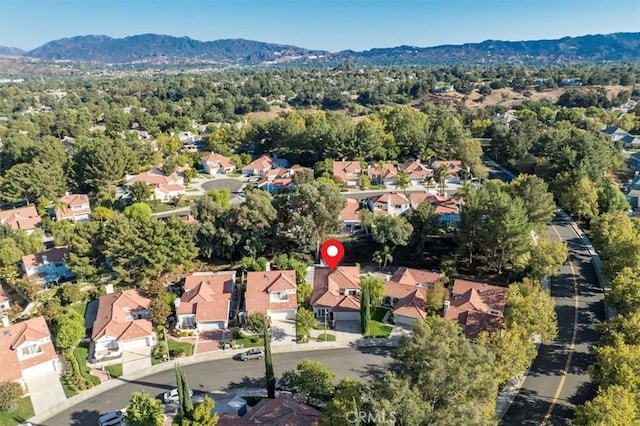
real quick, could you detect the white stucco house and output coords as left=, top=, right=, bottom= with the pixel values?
left=175, top=271, right=237, bottom=331
left=245, top=270, right=298, bottom=321
left=21, top=246, right=73, bottom=285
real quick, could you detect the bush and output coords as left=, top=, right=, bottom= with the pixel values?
left=171, top=348, right=186, bottom=358
left=0, top=381, right=23, bottom=411
left=62, top=349, right=92, bottom=393
left=59, top=284, right=83, bottom=305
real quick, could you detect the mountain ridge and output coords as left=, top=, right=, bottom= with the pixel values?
left=2, top=32, right=638, bottom=66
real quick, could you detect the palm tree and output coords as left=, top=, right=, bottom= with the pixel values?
left=373, top=247, right=393, bottom=271
left=433, top=164, right=449, bottom=196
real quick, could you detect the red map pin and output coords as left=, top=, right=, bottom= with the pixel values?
left=320, top=239, right=345, bottom=270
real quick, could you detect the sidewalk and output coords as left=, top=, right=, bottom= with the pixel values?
left=28, top=337, right=398, bottom=424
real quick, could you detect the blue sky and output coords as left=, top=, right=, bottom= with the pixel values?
left=1, top=0, right=639, bottom=52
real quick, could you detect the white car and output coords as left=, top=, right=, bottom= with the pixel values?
left=163, top=387, right=194, bottom=403
left=98, top=408, right=126, bottom=426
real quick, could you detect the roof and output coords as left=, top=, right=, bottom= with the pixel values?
left=0, top=316, right=57, bottom=383
left=126, top=168, right=183, bottom=186
left=399, top=161, right=433, bottom=178
left=178, top=272, right=235, bottom=322
left=445, top=279, right=506, bottom=339
left=432, top=160, right=463, bottom=175
left=91, top=289, right=153, bottom=342
left=451, top=279, right=506, bottom=312
left=22, top=246, right=69, bottom=269
left=0, top=205, right=42, bottom=231
left=242, top=155, right=274, bottom=171
left=156, top=183, right=186, bottom=194
left=369, top=193, right=410, bottom=205
left=390, top=267, right=440, bottom=286
left=55, top=194, right=91, bottom=219
left=311, top=266, right=361, bottom=311
left=332, top=161, right=362, bottom=182
left=368, top=163, right=398, bottom=179
left=246, top=270, right=297, bottom=316
left=202, top=153, right=234, bottom=168
left=600, top=126, right=627, bottom=135
left=218, top=394, right=321, bottom=426
left=393, top=289, right=428, bottom=320
left=339, top=198, right=361, bottom=222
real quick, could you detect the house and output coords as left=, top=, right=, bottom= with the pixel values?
left=218, top=393, right=322, bottom=426
left=340, top=198, right=362, bottom=233
left=0, top=316, right=62, bottom=387
left=493, top=110, right=518, bottom=124
left=175, top=272, right=236, bottom=331
left=177, top=131, right=198, bottom=144
left=628, top=188, right=640, bottom=209
left=409, top=193, right=461, bottom=226
left=382, top=267, right=441, bottom=327
left=368, top=163, right=398, bottom=186
left=241, top=155, right=288, bottom=177
left=21, top=246, right=72, bottom=285
left=245, top=270, right=297, bottom=321
left=154, top=184, right=186, bottom=202
left=599, top=126, right=629, bottom=142
left=621, top=134, right=640, bottom=149
left=399, top=160, right=433, bottom=186
left=389, top=267, right=441, bottom=287
left=431, top=160, right=464, bottom=184
left=91, top=289, right=156, bottom=361
left=332, top=161, right=362, bottom=187
left=0, top=205, right=42, bottom=234
left=630, top=152, right=640, bottom=170
left=257, top=168, right=295, bottom=193
left=201, top=153, right=236, bottom=175
left=55, top=193, right=91, bottom=222
left=310, top=266, right=361, bottom=323
left=367, top=193, right=411, bottom=217
left=126, top=167, right=186, bottom=203
left=444, top=279, right=506, bottom=340
left=0, top=286, right=9, bottom=311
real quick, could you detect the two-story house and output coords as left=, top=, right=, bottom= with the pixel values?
left=339, top=198, right=362, bottom=234
left=0, top=205, right=42, bottom=234
left=431, top=160, right=464, bottom=184
left=332, top=161, right=362, bottom=187
left=201, top=153, right=236, bottom=175
left=310, top=266, right=361, bottom=324
left=21, top=246, right=73, bottom=285
left=367, top=193, right=411, bottom=217
left=245, top=270, right=297, bottom=321
left=408, top=193, right=461, bottom=226
left=367, top=163, right=398, bottom=186
left=55, top=193, right=92, bottom=222
left=382, top=267, right=442, bottom=327
left=125, top=167, right=186, bottom=203
left=91, top=289, right=156, bottom=361
left=175, top=272, right=236, bottom=331
left=241, top=155, right=288, bottom=177
left=399, top=160, right=433, bottom=186
left=0, top=316, right=62, bottom=388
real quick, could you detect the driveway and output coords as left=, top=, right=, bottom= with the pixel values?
left=25, top=371, right=67, bottom=414
left=122, top=346, right=152, bottom=376
left=270, top=319, right=297, bottom=345
left=334, top=321, right=363, bottom=342
left=200, top=178, right=245, bottom=193
left=196, top=331, right=225, bottom=354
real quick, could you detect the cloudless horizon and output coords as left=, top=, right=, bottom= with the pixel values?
left=1, top=0, right=639, bottom=52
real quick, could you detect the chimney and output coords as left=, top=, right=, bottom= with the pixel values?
left=264, top=261, right=271, bottom=272
left=65, top=191, right=69, bottom=197
left=443, top=299, right=450, bottom=317
left=42, top=255, right=48, bottom=265
left=174, top=298, right=180, bottom=309
left=105, top=284, right=114, bottom=294
left=0, top=315, right=9, bottom=328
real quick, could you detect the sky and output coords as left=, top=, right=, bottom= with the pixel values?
left=1, top=0, right=639, bottom=52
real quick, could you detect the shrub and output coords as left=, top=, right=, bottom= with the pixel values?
left=0, top=381, right=23, bottom=411
left=59, top=284, right=83, bottom=305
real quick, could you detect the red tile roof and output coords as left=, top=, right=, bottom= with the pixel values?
left=332, top=161, right=362, bottom=182
left=127, top=168, right=183, bottom=186
left=445, top=279, right=506, bottom=339
left=202, top=153, right=234, bottom=169
left=178, top=272, right=235, bottom=322
left=390, top=267, right=440, bottom=286
left=218, top=394, right=321, bottom=426
left=311, top=266, right=361, bottom=312
left=393, top=289, right=428, bottom=320
left=0, top=316, right=57, bottom=383
left=451, top=279, right=506, bottom=312
left=91, top=290, right=153, bottom=342
left=339, top=198, right=361, bottom=222
left=21, top=246, right=69, bottom=269
left=55, top=194, right=91, bottom=220
left=368, top=163, right=398, bottom=180
left=0, top=205, right=42, bottom=232
left=242, top=155, right=274, bottom=172
left=246, top=270, right=297, bottom=316
left=432, top=160, right=463, bottom=175
left=369, top=193, right=410, bottom=205
left=399, top=161, right=433, bottom=179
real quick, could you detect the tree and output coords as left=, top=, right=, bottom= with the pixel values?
left=509, top=174, right=556, bottom=228
left=396, top=170, right=410, bottom=192
left=406, top=202, right=439, bottom=258
left=56, top=310, right=85, bottom=349
left=149, top=298, right=171, bottom=326
left=0, top=161, right=67, bottom=204
left=295, top=308, right=316, bottom=343
left=527, top=237, right=568, bottom=279
left=433, top=164, right=449, bottom=195
left=130, top=181, right=152, bottom=203
left=591, top=211, right=640, bottom=277
left=597, top=312, right=640, bottom=346
left=590, top=340, right=640, bottom=393
left=372, top=247, right=393, bottom=271
left=59, top=284, right=83, bottom=305
left=246, top=312, right=269, bottom=335
left=124, top=202, right=153, bottom=220
left=425, top=281, right=449, bottom=315
left=361, top=276, right=385, bottom=306
left=123, top=392, right=165, bottom=426
left=597, top=178, right=630, bottom=214
left=0, top=238, right=23, bottom=267
left=206, top=189, right=231, bottom=209
left=372, top=215, right=413, bottom=269
left=92, top=206, right=115, bottom=222
left=359, top=208, right=374, bottom=234
left=282, top=359, right=335, bottom=404
left=180, top=396, right=219, bottom=426
left=360, top=284, right=370, bottom=335
left=297, top=283, right=312, bottom=307
left=174, top=363, right=194, bottom=419
left=263, top=316, right=276, bottom=399
left=505, top=278, right=557, bottom=343
left=574, top=385, right=640, bottom=426
left=0, top=381, right=23, bottom=412
left=560, top=176, right=599, bottom=221
left=322, top=378, right=363, bottom=426
left=605, top=267, right=640, bottom=315
left=371, top=373, right=428, bottom=425
left=457, top=138, right=485, bottom=178
left=72, top=137, right=135, bottom=191
left=175, top=364, right=184, bottom=419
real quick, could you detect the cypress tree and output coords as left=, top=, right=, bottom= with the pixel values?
left=361, top=284, right=370, bottom=335
left=175, top=363, right=184, bottom=419
left=264, top=316, right=276, bottom=399
left=181, top=364, right=194, bottom=416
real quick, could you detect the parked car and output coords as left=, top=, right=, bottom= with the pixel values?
left=275, top=376, right=296, bottom=392
left=240, top=348, right=264, bottom=361
left=98, top=409, right=126, bottom=426
left=163, top=387, right=194, bottom=403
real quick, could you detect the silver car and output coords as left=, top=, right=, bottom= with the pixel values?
left=163, top=387, right=194, bottom=403
left=240, top=348, right=264, bottom=361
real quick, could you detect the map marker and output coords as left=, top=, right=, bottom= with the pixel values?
left=320, top=239, right=345, bottom=270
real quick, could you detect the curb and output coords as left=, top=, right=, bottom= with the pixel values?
left=30, top=337, right=398, bottom=424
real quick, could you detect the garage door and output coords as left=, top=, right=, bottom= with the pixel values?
left=269, top=311, right=295, bottom=320
left=22, top=360, right=56, bottom=380
left=121, top=337, right=149, bottom=349
left=334, top=312, right=360, bottom=322
left=198, top=321, right=224, bottom=331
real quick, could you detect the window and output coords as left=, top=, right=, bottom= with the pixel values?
left=20, top=344, right=42, bottom=358
left=272, top=292, right=288, bottom=301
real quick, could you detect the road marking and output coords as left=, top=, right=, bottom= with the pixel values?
left=541, top=225, right=580, bottom=425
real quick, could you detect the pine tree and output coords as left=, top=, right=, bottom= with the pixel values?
left=360, top=284, right=370, bottom=335
left=264, top=316, right=276, bottom=399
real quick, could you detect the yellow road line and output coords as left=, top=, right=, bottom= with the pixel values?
left=541, top=225, right=580, bottom=425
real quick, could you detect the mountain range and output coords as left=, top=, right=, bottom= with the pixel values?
left=1, top=32, right=639, bottom=66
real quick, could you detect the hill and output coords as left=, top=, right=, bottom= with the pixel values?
left=10, top=32, right=640, bottom=66
left=0, top=46, right=24, bottom=56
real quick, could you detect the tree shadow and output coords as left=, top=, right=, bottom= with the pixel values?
left=269, top=326, right=287, bottom=342
left=224, top=375, right=265, bottom=390
left=69, top=408, right=101, bottom=426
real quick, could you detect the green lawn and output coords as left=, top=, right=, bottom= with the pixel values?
left=73, top=346, right=101, bottom=386
left=232, top=335, right=264, bottom=348
left=168, top=340, right=194, bottom=356
left=316, top=333, right=336, bottom=342
left=71, top=300, right=88, bottom=319
left=60, top=377, right=77, bottom=398
left=104, top=364, right=123, bottom=378
left=0, top=397, right=34, bottom=425
left=367, top=307, right=393, bottom=338
left=228, top=172, right=242, bottom=178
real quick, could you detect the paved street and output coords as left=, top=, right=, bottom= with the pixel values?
left=501, top=216, right=604, bottom=425
left=42, top=347, right=393, bottom=426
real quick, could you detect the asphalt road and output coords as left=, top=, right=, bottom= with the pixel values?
left=41, top=347, right=394, bottom=426
left=501, top=216, right=604, bottom=425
